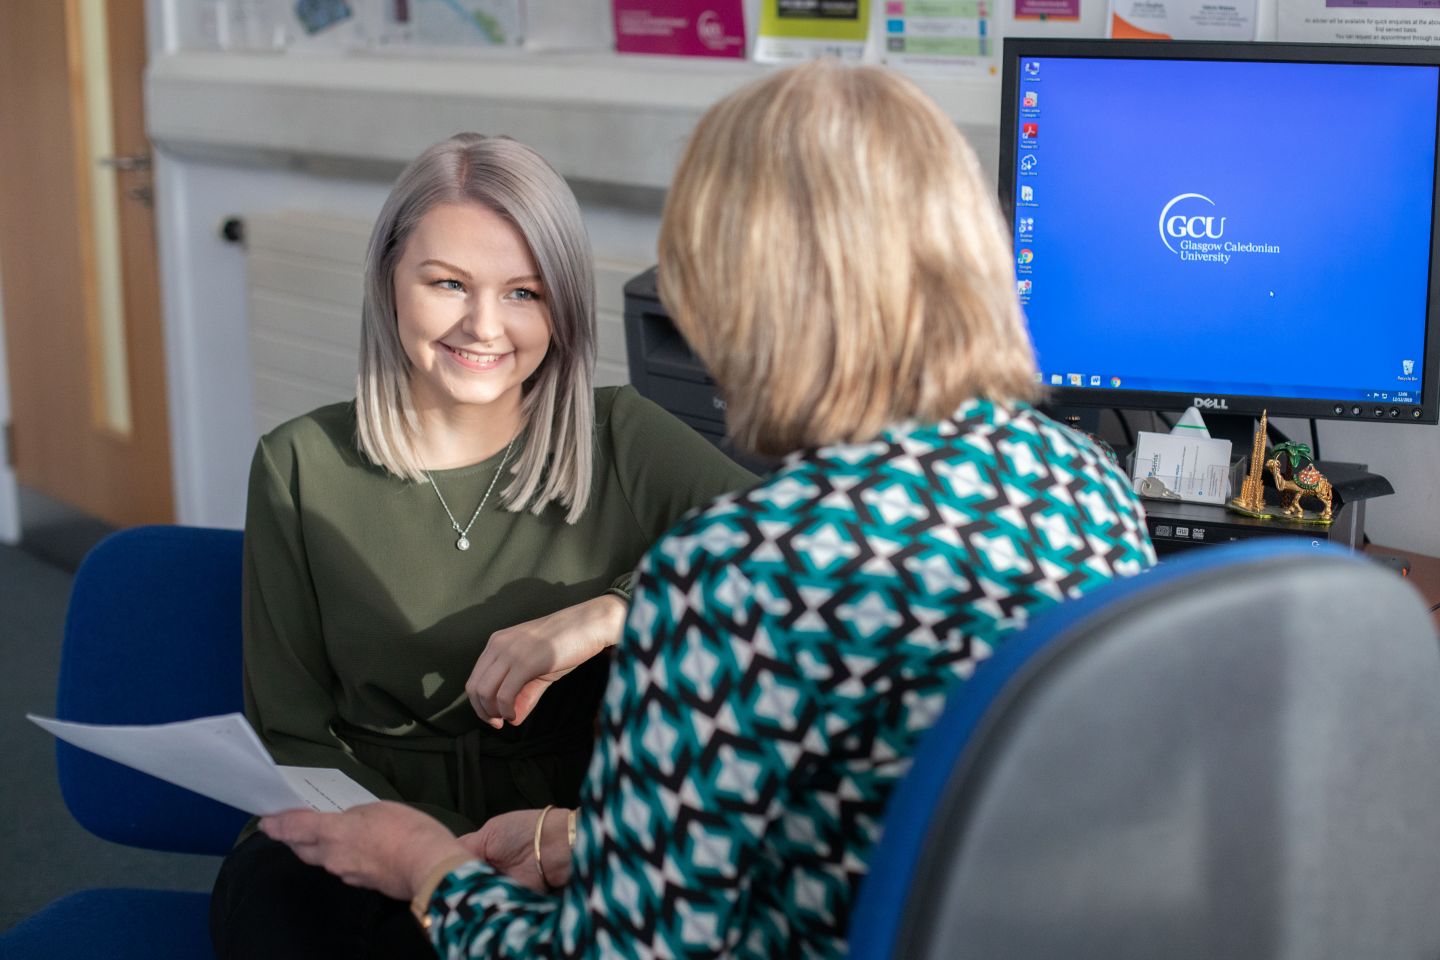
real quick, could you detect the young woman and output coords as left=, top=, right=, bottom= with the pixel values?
left=260, top=64, right=1155, bottom=958
left=209, top=133, right=755, bottom=959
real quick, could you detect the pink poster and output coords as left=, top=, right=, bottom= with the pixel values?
left=613, top=1, right=747, bottom=57
left=1014, top=0, right=1080, bottom=18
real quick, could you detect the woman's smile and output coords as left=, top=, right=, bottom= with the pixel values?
left=439, top=342, right=513, bottom=371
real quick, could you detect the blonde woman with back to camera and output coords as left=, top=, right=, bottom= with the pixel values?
left=260, top=62, right=1155, bottom=958
left=208, top=133, right=754, bottom=959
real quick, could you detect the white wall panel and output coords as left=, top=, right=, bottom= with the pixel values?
left=152, top=158, right=390, bottom=528
left=148, top=52, right=1005, bottom=189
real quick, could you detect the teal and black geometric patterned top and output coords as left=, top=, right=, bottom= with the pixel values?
left=424, top=398, right=1157, bottom=958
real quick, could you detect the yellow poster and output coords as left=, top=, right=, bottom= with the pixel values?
left=755, top=0, right=872, bottom=62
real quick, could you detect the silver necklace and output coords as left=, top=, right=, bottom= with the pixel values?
left=424, top=437, right=515, bottom=551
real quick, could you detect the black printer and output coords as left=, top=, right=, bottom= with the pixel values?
left=622, top=267, right=773, bottom=475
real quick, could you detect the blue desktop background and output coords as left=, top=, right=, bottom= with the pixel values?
left=1015, top=57, right=1438, bottom=404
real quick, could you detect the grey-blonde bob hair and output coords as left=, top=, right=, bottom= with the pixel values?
left=356, top=133, right=597, bottom=523
left=659, top=61, right=1038, bottom=457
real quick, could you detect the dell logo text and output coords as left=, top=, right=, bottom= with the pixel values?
left=1193, top=397, right=1229, bottom=410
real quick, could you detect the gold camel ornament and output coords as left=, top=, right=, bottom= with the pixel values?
left=1265, top=456, right=1334, bottom=521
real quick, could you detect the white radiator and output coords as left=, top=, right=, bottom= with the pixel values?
left=244, top=210, right=637, bottom=437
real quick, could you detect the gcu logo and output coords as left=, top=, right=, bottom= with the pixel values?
left=1193, top=397, right=1229, bottom=410
left=1159, top=194, right=1226, bottom=253
left=697, top=10, right=727, bottom=49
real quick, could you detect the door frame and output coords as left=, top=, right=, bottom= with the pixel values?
left=0, top=261, right=19, bottom=545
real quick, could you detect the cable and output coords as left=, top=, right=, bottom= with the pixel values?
left=1310, top=418, right=1322, bottom=462
left=1113, top=409, right=1134, bottom=448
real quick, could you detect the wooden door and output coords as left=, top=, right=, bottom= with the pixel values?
left=0, top=0, right=173, bottom=527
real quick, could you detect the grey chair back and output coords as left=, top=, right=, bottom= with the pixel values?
left=902, top=548, right=1440, bottom=960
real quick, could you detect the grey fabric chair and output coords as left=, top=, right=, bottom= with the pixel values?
left=853, top=540, right=1440, bottom=960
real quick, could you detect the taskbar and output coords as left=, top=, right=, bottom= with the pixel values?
left=1036, top=373, right=1420, bottom=406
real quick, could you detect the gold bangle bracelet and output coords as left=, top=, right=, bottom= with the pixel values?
left=567, top=807, right=577, bottom=849
left=534, top=804, right=555, bottom=889
left=410, top=853, right=475, bottom=929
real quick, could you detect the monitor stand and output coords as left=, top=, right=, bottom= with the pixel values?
left=1200, top=412, right=1262, bottom=452
left=1037, top=406, right=1259, bottom=451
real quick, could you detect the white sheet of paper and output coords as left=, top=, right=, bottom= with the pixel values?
left=1277, top=0, right=1440, bottom=45
left=1107, top=0, right=1256, bottom=40
left=278, top=766, right=382, bottom=812
left=27, top=712, right=378, bottom=816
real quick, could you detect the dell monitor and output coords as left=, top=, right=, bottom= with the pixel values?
left=999, top=38, right=1440, bottom=445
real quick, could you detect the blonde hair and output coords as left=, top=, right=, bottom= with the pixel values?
left=356, top=134, right=597, bottom=523
left=658, top=61, right=1037, bottom=457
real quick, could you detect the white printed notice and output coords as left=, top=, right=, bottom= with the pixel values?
left=1277, top=0, right=1440, bottom=44
left=882, top=0, right=997, bottom=75
left=28, top=713, right=379, bottom=816
left=1108, top=0, right=1256, bottom=38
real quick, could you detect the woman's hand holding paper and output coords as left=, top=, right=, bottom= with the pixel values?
left=260, top=801, right=468, bottom=902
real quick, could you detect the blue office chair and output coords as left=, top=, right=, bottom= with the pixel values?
left=1, top=526, right=248, bottom=959
left=851, top=539, right=1440, bottom=960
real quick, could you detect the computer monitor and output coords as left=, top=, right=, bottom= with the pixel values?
left=999, top=39, right=1440, bottom=444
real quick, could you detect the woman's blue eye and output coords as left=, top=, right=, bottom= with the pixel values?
left=510, top=287, right=541, bottom=301
left=434, top=279, right=464, bottom=291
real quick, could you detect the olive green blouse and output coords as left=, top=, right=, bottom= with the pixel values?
left=242, top=386, right=755, bottom=836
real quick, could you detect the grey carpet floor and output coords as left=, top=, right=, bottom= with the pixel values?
left=0, top=543, right=219, bottom=932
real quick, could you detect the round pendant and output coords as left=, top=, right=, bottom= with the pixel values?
left=456, top=536, right=471, bottom=551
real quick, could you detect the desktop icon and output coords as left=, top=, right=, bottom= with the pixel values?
left=1023, top=90, right=1038, bottom=108
left=1089, top=375, right=1101, bottom=387
left=1068, top=373, right=1083, bottom=386
left=1020, top=154, right=1038, bottom=172
left=1110, top=376, right=1122, bottom=388
left=1021, top=122, right=1038, bottom=139
left=1018, top=216, right=1034, bottom=235
left=1017, top=248, right=1033, bottom=265
left=1403, top=358, right=1415, bottom=375
left=1016, top=279, right=1032, bottom=295
left=1020, top=185, right=1034, bottom=202
left=1050, top=373, right=1063, bottom=385
left=1024, top=60, right=1040, bottom=77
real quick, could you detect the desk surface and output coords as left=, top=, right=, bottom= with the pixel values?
left=1369, top=546, right=1440, bottom=627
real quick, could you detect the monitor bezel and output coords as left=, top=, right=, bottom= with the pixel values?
left=999, top=37, right=1440, bottom=426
